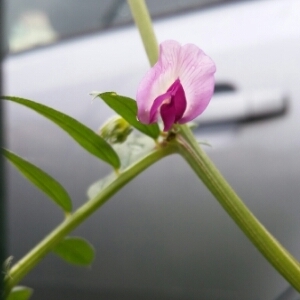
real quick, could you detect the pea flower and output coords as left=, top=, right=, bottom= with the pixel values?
left=136, top=40, right=216, bottom=131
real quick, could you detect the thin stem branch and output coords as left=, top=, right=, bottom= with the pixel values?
left=4, top=144, right=177, bottom=298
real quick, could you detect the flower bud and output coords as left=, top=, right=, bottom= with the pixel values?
left=98, top=116, right=132, bottom=144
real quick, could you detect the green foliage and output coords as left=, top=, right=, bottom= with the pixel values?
left=87, top=172, right=117, bottom=200
left=7, top=286, right=33, bottom=300
left=1, top=96, right=120, bottom=169
left=99, top=115, right=132, bottom=144
left=52, top=237, right=95, bottom=266
left=88, top=132, right=156, bottom=199
left=95, top=92, right=160, bottom=139
left=2, top=149, right=72, bottom=212
left=112, top=132, right=157, bottom=169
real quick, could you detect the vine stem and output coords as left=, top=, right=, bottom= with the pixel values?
left=4, top=144, right=177, bottom=298
left=127, top=0, right=158, bottom=66
left=127, top=0, right=300, bottom=292
left=176, top=125, right=300, bottom=291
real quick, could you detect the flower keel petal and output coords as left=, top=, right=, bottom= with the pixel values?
left=136, top=40, right=216, bottom=130
left=160, top=102, right=176, bottom=131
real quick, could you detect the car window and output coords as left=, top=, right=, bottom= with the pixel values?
left=4, top=0, right=239, bottom=53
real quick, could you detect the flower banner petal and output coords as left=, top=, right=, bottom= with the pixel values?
left=136, top=40, right=216, bottom=131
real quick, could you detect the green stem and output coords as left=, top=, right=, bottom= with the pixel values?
left=4, top=144, right=177, bottom=298
left=127, top=0, right=158, bottom=66
left=176, top=125, right=300, bottom=291
left=128, top=0, right=300, bottom=290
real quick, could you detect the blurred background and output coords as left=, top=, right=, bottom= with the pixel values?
left=2, top=0, right=300, bottom=299
left=4, top=0, right=222, bottom=53
left=0, top=0, right=5, bottom=296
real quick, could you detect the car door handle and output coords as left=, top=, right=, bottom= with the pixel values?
left=196, top=88, right=288, bottom=124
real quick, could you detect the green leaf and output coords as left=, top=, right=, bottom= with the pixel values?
left=2, top=148, right=72, bottom=212
left=96, top=92, right=160, bottom=139
left=112, top=132, right=156, bottom=169
left=7, top=286, right=33, bottom=300
left=52, top=237, right=95, bottom=266
left=87, top=172, right=117, bottom=200
left=88, top=132, right=156, bottom=199
left=1, top=96, right=120, bottom=169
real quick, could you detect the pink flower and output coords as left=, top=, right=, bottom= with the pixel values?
left=136, top=40, right=216, bottom=131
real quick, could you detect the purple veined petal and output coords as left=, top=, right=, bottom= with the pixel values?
left=170, top=79, right=187, bottom=122
left=136, top=66, right=162, bottom=123
left=160, top=78, right=187, bottom=130
left=177, top=44, right=216, bottom=123
left=179, top=76, right=215, bottom=123
left=148, top=78, right=187, bottom=128
left=160, top=102, right=176, bottom=131
left=136, top=40, right=216, bottom=128
left=136, top=41, right=182, bottom=124
left=159, top=40, right=182, bottom=74
left=149, top=91, right=171, bottom=123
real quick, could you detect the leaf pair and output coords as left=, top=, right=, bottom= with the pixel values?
left=0, top=96, right=117, bottom=212
left=1, top=94, right=159, bottom=212
left=1, top=96, right=120, bottom=169
left=2, top=94, right=160, bottom=168
left=88, top=133, right=156, bottom=199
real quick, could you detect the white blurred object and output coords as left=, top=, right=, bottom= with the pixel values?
left=198, top=89, right=288, bottom=124
left=9, top=10, right=57, bottom=52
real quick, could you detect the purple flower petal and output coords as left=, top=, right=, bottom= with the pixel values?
left=170, top=79, right=186, bottom=122
left=160, top=102, right=176, bottom=131
left=136, top=41, right=182, bottom=123
left=149, top=91, right=171, bottom=123
left=177, top=43, right=216, bottom=123
left=136, top=40, right=216, bottom=130
left=149, top=78, right=187, bottom=131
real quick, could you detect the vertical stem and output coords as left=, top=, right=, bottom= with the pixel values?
left=128, top=0, right=300, bottom=292
left=127, top=0, right=158, bottom=66
left=176, top=125, right=300, bottom=292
